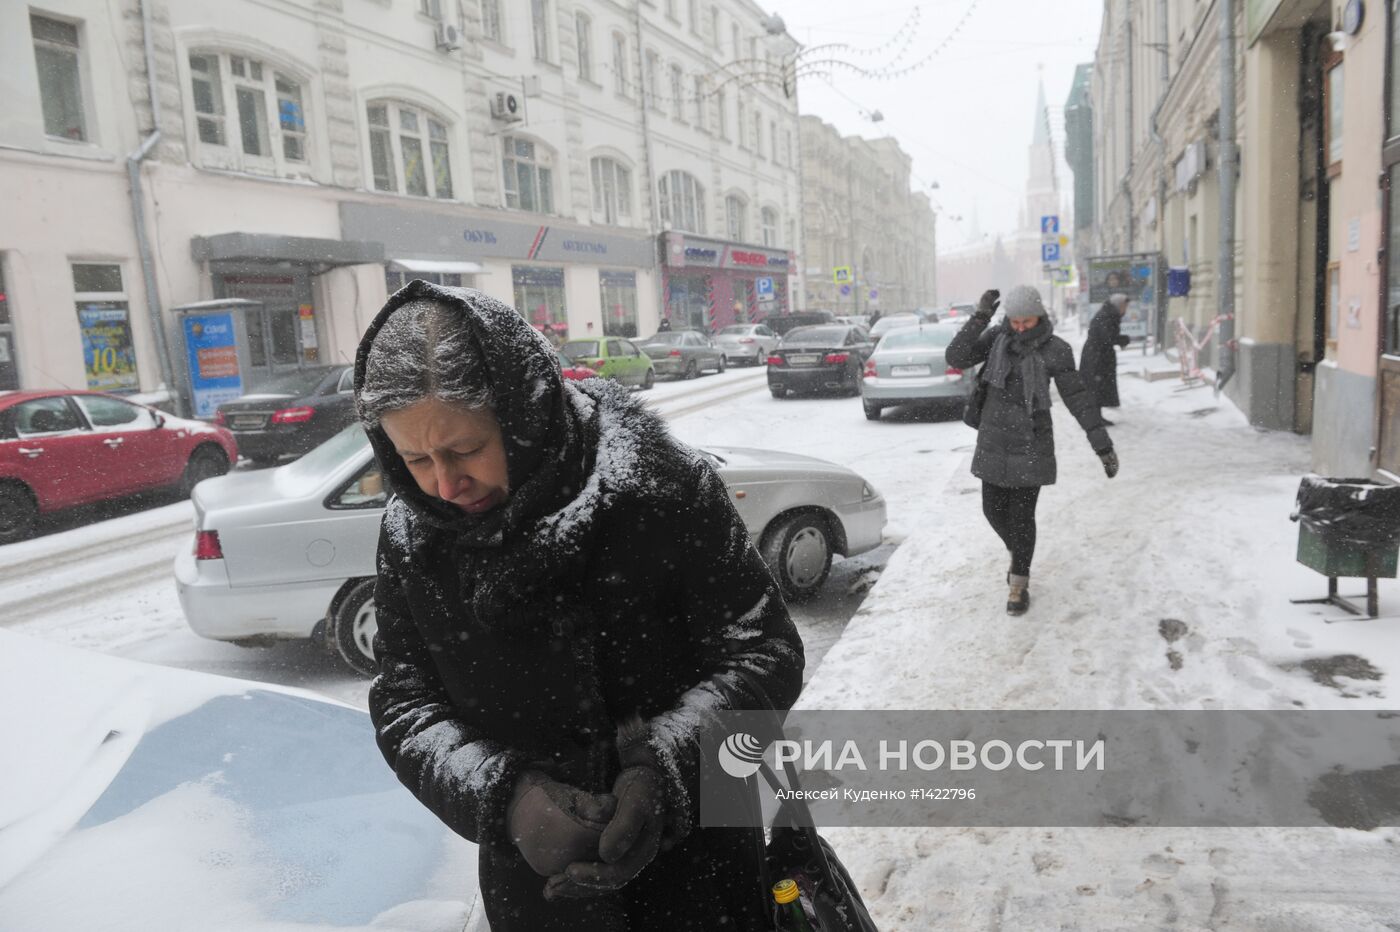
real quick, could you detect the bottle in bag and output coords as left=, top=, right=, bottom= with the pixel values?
left=772, top=878, right=817, bottom=932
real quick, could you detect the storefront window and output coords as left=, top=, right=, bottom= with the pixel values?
left=512, top=266, right=567, bottom=334
left=385, top=270, right=463, bottom=292
left=72, top=262, right=138, bottom=392
left=667, top=273, right=710, bottom=331
left=600, top=270, right=638, bottom=337
left=1388, top=166, right=1400, bottom=354
left=0, top=261, right=16, bottom=390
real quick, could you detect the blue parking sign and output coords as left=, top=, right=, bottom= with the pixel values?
left=1041, top=242, right=1061, bottom=263
left=756, top=277, right=774, bottom=297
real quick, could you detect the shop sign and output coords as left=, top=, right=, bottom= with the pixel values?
left=78, top=304, right=139, bottom=393
left=183, top=312, right=244, bottom=418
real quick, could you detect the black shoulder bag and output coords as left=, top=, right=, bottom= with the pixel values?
left=961, top=364, right=988, bottom=430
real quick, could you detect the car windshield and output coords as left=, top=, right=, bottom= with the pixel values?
left=280, top=423, right=371, bottom=489
left=781, top=326, right=849, bottom=346
left=561, top=340, right=599, bottom=358
left=248, top=368, right=333, bottom=397
left=642, top=332, right=685, bottom=344
left=719, top=325, right=753, bottom=335
left=877, top=327, right=956, bottom=350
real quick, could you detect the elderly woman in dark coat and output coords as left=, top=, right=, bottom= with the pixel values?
left=353, top=280, right=803, bottom=930
left=1079, top=293, right=1133, bottom=420
left=946, top=286, right=1118, bottom=615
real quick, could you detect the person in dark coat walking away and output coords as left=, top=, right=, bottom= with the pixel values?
left=1079, top=293, right=1133, bottom=422
left=656, top=316, right=673, bottom=331
left=354, top=280, right=803, bottom=930
left=946, top=285, right=1118, bottom=615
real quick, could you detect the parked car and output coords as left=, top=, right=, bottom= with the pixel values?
left=869, top=313, right=923, bottom=340
left=0, top=390, right=237, bottom=544
left=861, top=321, right=972, bottom=420
left=765, top=310, right=837, bottom=337
left=766, top=325, right=875, bottom=398
left=835, top=315, right=872, bottom=330
left=713, top=323, right=779, bottom=366
left=943, top=302, right=977, bottom=320
left=176, top=426, right=886, bottom=674
left=637, top=330, right=727, bottom=378
left=0, top=630, right=483, bottom=930
left=559, top=337, right=655, bottom=389
left=555, top=349, right=600, bottom=381
left=215, top=365, right=356, bottom=466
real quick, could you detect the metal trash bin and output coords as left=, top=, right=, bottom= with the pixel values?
left=1289, top=476, right=1400, bottom=618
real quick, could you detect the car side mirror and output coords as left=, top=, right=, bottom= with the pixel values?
left=152, top=411, right=166, bottom=429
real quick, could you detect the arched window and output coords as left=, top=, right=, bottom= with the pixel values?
left=188, top=51, right=307, bottom=176
left=658, top=170, right=706, bottom=234
left=502, top=135, right=554, bottom=213
left=725, top=193, right=747, bottom=242
left=761, top=207, right=779, bottom=247
left=366, top=100, right=453, bottom=198
left=590, top=156, right=632, bottom=225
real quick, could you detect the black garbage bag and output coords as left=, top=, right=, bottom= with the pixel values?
left=1291, top=476, right=1400, bottom=546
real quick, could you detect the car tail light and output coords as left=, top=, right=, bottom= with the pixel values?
left=668, top=349, right=683, bottom=357
left=214, top=409, right=226, bottom=426
left=767, top=355, right=784, bottom=366
left=823, top=353, right=850, bottom=365
left=863, top=359, right=877, bottom=379
left=270, top=406, right=315, bottom=424
left=739, top=337, right=756, bottom=344
left=195, top=530, right=223, bottom=561
left=946, top=367, right=964, bottom=377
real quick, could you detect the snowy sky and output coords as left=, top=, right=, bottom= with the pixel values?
left=760, top=0, right=1104, bottom=244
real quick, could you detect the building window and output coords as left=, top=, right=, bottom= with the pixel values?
left=502, top=135, right=554, bottom=213
left=531, top=0, right=552, bottom=62
left=761, top=207, right=779, bottom=246
left=601, top=271, right=639, bottom=337
left=659, top=170, right=706, bottom=234
left=731, top=23, right=741, bottom=60
left=190, top=52, right=308, bottom=175
left=709, top=6, right=720, bottom=47
left=688, top=0, right=699, bottom=33
left=590, top=157, right=633, bottom=225
left=770, top=119, right=778, bottom=163
left=386, top=270, right=463, bottom=292
left=32, top=14, right=87, bottom=141
left=725, top=194, right=747, bottom=242
left=1327, top=262, right=1341, bottom=349
left=1326, top=58, right=1344, bottom=174
left=0, top=263, right=17, bottom=391
left=753, top=112, right=763, bottom=157
left=665, top=0, right=678, bottom=21
left=419, top=0, right=442, bottom=17
left=576, top=13, right=593, bottom=81
left=367, top=101, right=453, bottom=198
left=513, top=266, right=567, bottom=333
left=717, top=88, right=728, bottom=140
left=72, top=263, right=138, bottom=393
left=645, top=49, right=660, bottom=110
left=737, top=99, right=748, bottom=148
left=785, top=129, right=794, bottom=169
left=481, top=0, right=503, bottom=42
left=693, top=76, right=707, bottom=130
left=611, top=32, right=629, bottom=97
left=670, top=64, right=685, bottom=121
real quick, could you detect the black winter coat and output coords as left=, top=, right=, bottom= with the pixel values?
left=1079, top=303, right=1131, bottom=407
left=356, top=281, right=803, bottom=931
left=946, top=315, right=1111, bottom=488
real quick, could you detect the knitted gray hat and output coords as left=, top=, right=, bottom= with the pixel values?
left=1003, top=285, right=1047, bottom=318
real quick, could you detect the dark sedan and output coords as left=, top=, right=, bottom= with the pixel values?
left=215, top=366, right=356, bottom=466
left=766, top=325, right=874, bottom=398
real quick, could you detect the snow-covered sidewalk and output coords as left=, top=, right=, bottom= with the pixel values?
left=799, top=362, right=1400, bottom=928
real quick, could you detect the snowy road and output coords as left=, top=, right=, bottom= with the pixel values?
left=4, top=367, right=944, bottom=708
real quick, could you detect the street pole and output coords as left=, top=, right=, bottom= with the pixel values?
left=1217, top=0, right=1237, bottom=393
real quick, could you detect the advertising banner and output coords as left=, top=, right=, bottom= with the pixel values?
left=183, top=312, right=244, bottom=418
left=1088, top=254, right=1160, bottom=341
left=77, top=303, right=139, bottom=392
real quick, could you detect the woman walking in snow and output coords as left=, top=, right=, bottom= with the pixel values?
left=354, top=280, right=802, bottom=930
left=946, top=285, right=1118, bottom=615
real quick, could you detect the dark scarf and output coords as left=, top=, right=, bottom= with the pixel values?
left=984, top=317, right=1054, bottom=415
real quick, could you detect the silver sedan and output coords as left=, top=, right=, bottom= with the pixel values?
left=861, top=322, right=972, bottom=420
left=176, top=426, right=886, bottom=674
left=636, top=330, right=727, bottom=378
left=713, top=323, right=779, bottom=366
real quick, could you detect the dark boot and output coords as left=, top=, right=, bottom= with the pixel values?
left=1007, top=574, right=1030, bottom=615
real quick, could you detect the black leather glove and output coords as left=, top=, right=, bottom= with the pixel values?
left=1100, top=450, right=1119, bottom=479
left=506, top=771, right=616, bottom=877
left=1117, top=335, right=1131, bottom=348
left=976, top=289, right=1001, bottom=319
left=544, top=765, right=666, bottom=900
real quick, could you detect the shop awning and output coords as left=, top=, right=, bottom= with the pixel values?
left=388, top=258, right=484, bottom=275
left=191, top=232, right=384, bottom=266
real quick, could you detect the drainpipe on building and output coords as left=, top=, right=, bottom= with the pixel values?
left=128, top=0, right=178, bottom=412
left=632, top=4, right=662, bottom=327
left=1216, top=0, right=1237, bottom=393
left=1124, top=0, right=1136, bottom=252
left=1150, top=0, right=1170, bottom=350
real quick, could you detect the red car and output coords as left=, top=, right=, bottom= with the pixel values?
left=555, top=350, right=599, bottom=381
left=0, top=391, right=238, bottom=543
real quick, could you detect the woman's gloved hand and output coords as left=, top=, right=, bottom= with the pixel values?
left=544, top=765, right=667, bottom=900
left=1117, top=335, right=1131, bottom=348
left=506, top=771, right=616, bottom=877
left=1100, top=450, right=1120, bottom=479
left=976, top=289, right=1001, bottom=319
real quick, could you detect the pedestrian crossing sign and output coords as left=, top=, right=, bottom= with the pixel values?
left=833, top=266, right=853, bottom=284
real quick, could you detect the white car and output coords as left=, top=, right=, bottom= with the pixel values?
left=713, top=323, right=779, bottom=365
left=0, top=630, right=483, bottom=931
left=177, top=426, right=886, bottom=674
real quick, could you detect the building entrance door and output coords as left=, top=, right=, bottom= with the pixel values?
left=214, top=271, right=316, bottom=386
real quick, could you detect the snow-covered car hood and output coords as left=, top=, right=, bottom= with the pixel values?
left=0, top=632, right=480, bottom=931
left=704, top=446, right=858, bottom=479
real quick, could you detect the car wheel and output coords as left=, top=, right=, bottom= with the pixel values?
left=846, top=364, right=863, bottom=397
left=181, top=446, right=230, bottom=497
left=0, top=483, right=38, bottom=545
left=755, top=350, right=765, bottom=366
left=717, top=355, right=727, bottom=373
left=761, top=513, right=832, bottom=601
left=684, top=360, right=699, bottom=380
left=331, top=578, right=378, bottom=676
left=863, top=401, right=883, bottom=421
left=641, top=368, right=655, bottom=390
left=770, top=387, right=786, bottom=399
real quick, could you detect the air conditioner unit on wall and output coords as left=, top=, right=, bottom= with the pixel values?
left=434, top=21, right=461, bottom=51
left=491, top=92, right=523, bottom=123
